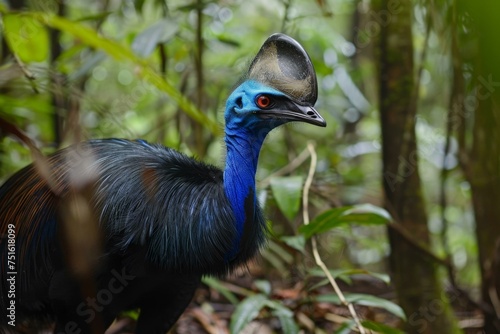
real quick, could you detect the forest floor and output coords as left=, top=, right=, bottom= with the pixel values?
left=176, top=277, right=483, bottom=333
left=106, top=266, right=485, bottom=334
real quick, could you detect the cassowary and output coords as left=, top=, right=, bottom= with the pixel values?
left=0, top=33, right=325, bottom=333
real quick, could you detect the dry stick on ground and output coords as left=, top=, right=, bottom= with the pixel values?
left=302, top=142, right=367, bottom=334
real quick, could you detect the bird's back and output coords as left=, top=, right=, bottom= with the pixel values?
left=0, top=33, right=323, bottom=333
left=0, top=139, right=266, bottom=324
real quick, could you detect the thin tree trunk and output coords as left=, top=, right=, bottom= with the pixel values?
left=193, top=0, right=207, bottom=157
left=469, top=95, right=500, bottom=333
left=456, top=3, right=500, bottom=332
left=50, top=0, right=66, bottom=147
left=375, top=0, right=461, bottom=332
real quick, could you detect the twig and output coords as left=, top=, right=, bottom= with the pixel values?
left=0, top=116, right=61, bottom=196
left=189, top=307, right=228, bottom=334
left=260, top=146, right=310, bottom=188
left=302, top=143, right=315, bottom=226
left=302, top=142, right=366, bottom=334
left=280, top=0, right=293, bottom=33
left=13, top=54, right=39, bottom=94
left=324, top=313, right=361, bottom=332
left=385, top=220, right=450, bottom=267
left=440, top=4, right=457, bottom=288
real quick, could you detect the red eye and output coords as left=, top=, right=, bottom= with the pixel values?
left=256, top=95, right=272, bottom=109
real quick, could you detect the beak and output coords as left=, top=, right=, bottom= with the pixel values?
left=259, top=100, right=327, bottom=127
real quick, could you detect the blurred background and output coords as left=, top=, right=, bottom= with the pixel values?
left=1, top=0, right=499, bottom=333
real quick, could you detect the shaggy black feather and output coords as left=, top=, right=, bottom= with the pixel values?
left=0, top=33, right=323, bottom=334
left=0, top=139, right=266, bottom=333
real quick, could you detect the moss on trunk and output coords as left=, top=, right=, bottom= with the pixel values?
left=375, top=0, right=462, bottom=332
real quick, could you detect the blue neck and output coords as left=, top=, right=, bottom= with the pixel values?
left=223, top=127, right=266, bottom=260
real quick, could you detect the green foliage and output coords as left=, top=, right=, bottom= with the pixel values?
left=0, top=0, right=485, bottom=332
left=202, top=277, right=240, bottom=305
left=260, top=239, right=295, bottom=274
left=333, top=320, right=406, bottom=334
left=229, top=294, right=268, bottom=333
left=315, top=293, right=406, bottom=320
left=131, top=19, right=178, bottom=58
left=361, top=320, right=406, bottom=334
left=229, top=293, right=299, bottom=334
left=308, top=267, right=391, bottom=286
left=3, top=14, right=49, bottom=62
left=299, top=204, right=392, bottom=239
left=270, top=175, right=304, bottom=221
left=0, top=7, right=220, bottom=137
left=280, top=235, right=306, bottom=253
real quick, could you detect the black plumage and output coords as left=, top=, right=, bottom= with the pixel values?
left=0, top=34, right=326, bottom=333
left=3, top=139, right=264, bottom=333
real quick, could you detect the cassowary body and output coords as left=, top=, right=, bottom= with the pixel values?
left=0, top=34, right=325, bottom=333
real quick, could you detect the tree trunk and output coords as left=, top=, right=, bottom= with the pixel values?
left=375, top=0, right=461, bottom=332
left=469, top=95, right=500, bottom=333
left=50, top=0, right=66, bottom=147
left=457, top=3, right=500, bottom=332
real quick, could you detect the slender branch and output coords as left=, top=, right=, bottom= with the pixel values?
left=280, top=0, right=293, bottom=33
left=302, top=143, right=316, bottom=226
left=302, top=142, right=366, bottom=334
left=440, top=110, right=453, bottom=269
left=325, top=313, right=362, bottom=332
left=13, top=54, right=39, bottom=94
left=259, top=146, right=311, bottom=188
left=396, top=3, right=432, bottom=197
left=0, top=116, right=61, bottom=196
left=386, top=221, right=449, bottom=267
left=440, top=2, right=457, bottom=286
left=193, top=0, right=206, bottom=156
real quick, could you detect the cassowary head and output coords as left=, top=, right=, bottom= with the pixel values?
left=225, top=34, right=326, bottom=134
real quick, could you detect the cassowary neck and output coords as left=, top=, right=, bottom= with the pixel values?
left=223, top=127, right=266, bottom=260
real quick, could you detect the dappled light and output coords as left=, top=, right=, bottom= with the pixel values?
left=0, top=0, right=499, bottom=333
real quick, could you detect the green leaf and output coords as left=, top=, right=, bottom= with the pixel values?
left=202, top=277, right=239, bottom=304
left=264, top=300, right=298, bottom=334
left=361, top=320, right=405, bottom=334
left=254, top=280, right=272, bottom=295
left=132, top=19, right=178, bottom=57
left=230, top=294, right=268, bottom=334
left=352, top=204, right=392, bottom=221
left=334, top=320, right=356, bottom=334
left=215, top=35, right=241, bottom=47
left=261, top=248, right=288, bottom=273
left=268, top=239, right=294, bottom=264
left=316, top=293, right=406, bottom=320
left=264, top=299, right=293, bottom=316
left=308, top=278, right=339, bottom=291
left=299, top=204, right=392, bottom=239
left=23, top=11, right=221, bottom=136
left=308, top=268, right=391, bottom=285
left=3, top=14, right=49, bottom=62
left=280, top=235, right=306, bottom=253
left=270, top=176, right=304, bottom=221
left=230, top=294, right=298, bottom=334
left=75, top=11, right=113, bottom=23
left=299, top=206, right=352, bottom=238
left=69, top=51, right=107, bottom=81
left=119, top=309, right=139, bottom=321
left=271, top=308, right=299, bottom=334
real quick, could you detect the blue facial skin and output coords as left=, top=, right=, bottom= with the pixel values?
left=223, top=80, right=288, bottom=260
